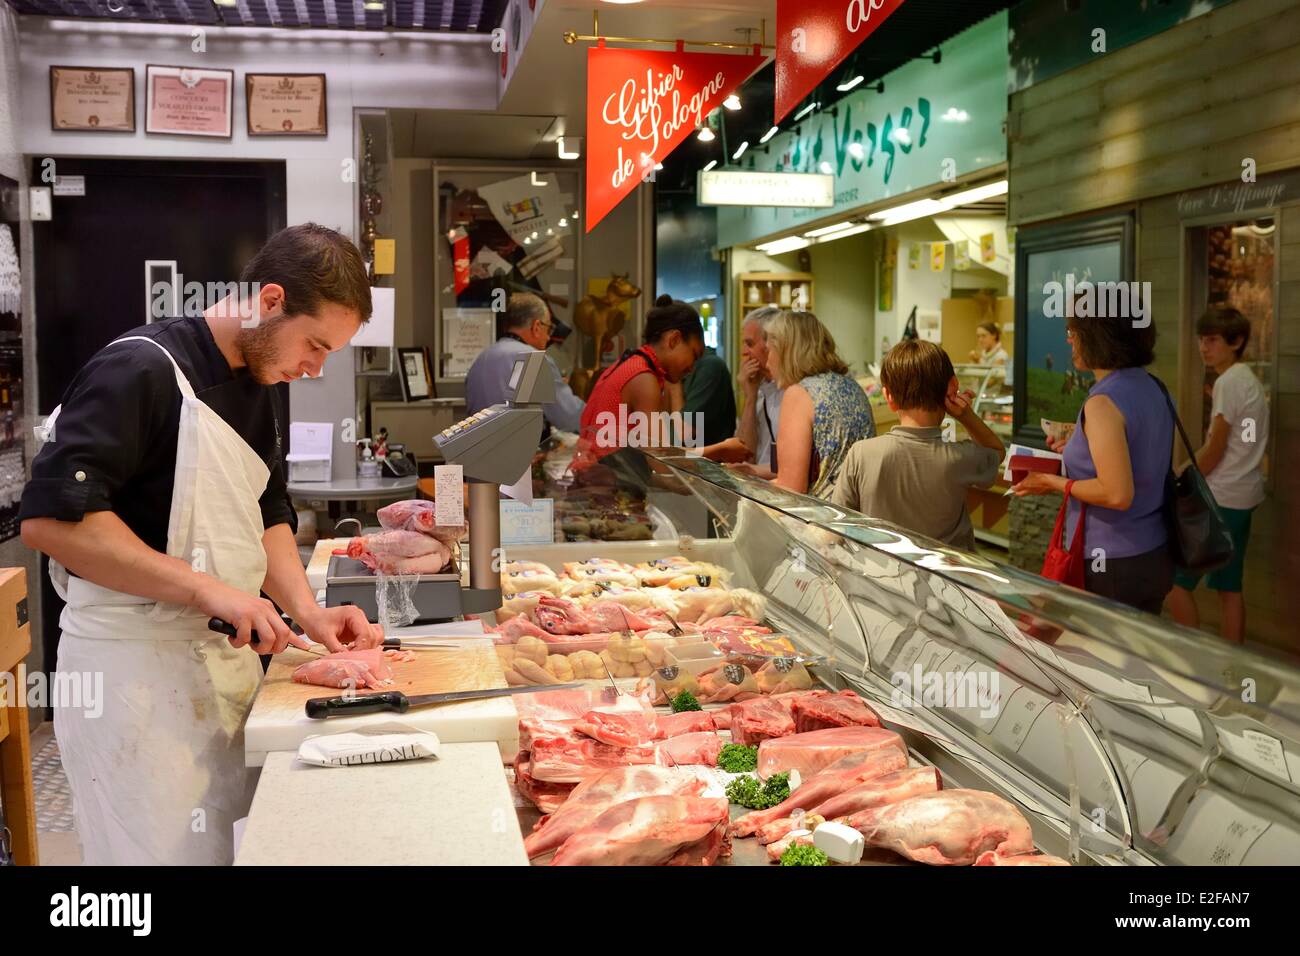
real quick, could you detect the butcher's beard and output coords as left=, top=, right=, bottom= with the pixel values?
left=235, top=319, right=288, bottom=384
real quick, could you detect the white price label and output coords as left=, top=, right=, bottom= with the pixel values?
left=434, top=464, right=465, bottom=526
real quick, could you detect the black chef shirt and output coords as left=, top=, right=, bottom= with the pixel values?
left=19, top=317, right=295, bottom=554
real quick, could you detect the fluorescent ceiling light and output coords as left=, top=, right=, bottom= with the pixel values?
left=848, top=142, right=865, bottom=160
left=869, top=197, right=947, bottom=226
left=732, top=141, right=749, bottom=160
left=702, top=160, right=718, bottom=172
left=363, top=1, right=384, bottom=8
left=759, top=126, right=779, bottom=144
left=557, top=136, right=581, bottom=159
left=723, top=94, right=741, bottom=111
left=837, top=75, right=864, bottom=92
left=939, top=179, right=1008, bottom=207
left=793, top=102, right=819, bottom=121
left=756, top=235, right=812, bottom=255
left=804, top=220, right=858, bottom=238
left=696, top=126, right=715, bottom=142
left=818, top=222, right=874, bottom=242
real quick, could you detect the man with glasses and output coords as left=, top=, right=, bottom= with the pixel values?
left=465, top=292, right=585, bottom=436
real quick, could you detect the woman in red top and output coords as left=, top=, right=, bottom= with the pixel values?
left=575, top=294, right=704, bottom=472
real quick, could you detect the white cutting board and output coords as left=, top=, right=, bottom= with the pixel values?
left=236, top=744, right=528, bottom=866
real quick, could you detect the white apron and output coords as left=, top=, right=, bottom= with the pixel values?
left=52, top=336, right=270, bottom=866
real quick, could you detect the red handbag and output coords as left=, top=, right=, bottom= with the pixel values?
left=1040, top=480, right=1087, bottom=588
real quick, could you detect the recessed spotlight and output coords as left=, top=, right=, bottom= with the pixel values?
left=558, top=218, right=568, bottom=228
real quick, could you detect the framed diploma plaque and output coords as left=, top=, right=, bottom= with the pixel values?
left=245, top=73, right=327, bottom=136
left=49, top=66, right=135, bottom=132
left=145, top=65, right=234, bottom=138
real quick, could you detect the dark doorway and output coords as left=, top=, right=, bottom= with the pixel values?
left=30, top=157, right=287, bottom=699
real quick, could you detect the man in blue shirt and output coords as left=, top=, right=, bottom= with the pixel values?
left=465, top=292, right=584, bottom=433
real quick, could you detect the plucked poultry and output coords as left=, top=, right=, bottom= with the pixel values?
left=843, top=789, right=1036, bottom=865
left=290, top=648, right=414, bottom=689
left=551, top=795, right=731, bottom=866
left=532, top=595, right=594, bottom=635
left=346, top=531, right=452, bottom=575
left=524, top=765, right=710, bottom=858
left=376, top=499, right=463, bottom=545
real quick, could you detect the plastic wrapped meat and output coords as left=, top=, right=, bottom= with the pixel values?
left=376, top=499, right=463, bottom=545
left=347, top=531, right=451, bottom=575
left=697, top=662, right=760, bottom=704
left=524, top=765, right=710, bottom=859
left=291, top=648, right=394, bottom=688
left=552, top=795, right=731, bottom=866
left=635, top=559, right=730, bottom=588
left=754, top=768, right=942, bottom=844
left=757, top=726, right=908, bottom=780
left=843, top=789, right=1036, bottom=866
left=792, top=692, right=881, bottom=732
left=754, top=658, right=813, bottom=695
left=730, top=747, right=911, bottom=838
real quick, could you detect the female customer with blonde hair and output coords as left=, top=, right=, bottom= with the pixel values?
left=733, top=309, right=874, bottom=497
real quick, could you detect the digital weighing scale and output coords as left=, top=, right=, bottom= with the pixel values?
left=325, top=351, right=556, bottom=621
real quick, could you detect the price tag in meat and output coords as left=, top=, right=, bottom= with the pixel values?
left=434, top=464, right=465, bottom=526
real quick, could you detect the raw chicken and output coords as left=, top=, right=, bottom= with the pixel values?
left=658, top=587, right=740, bottom=623
left=291, top=648, right=395, bottom=689
left=561, top=560, right=639, bottom=588
left=754, top=658, right=813, bottom=695
left=497, top=590, right=549, bottom=622
left=347, top=531, right=452, bottom=575
left=792, top=692, right=881, bottom=733
left=757, top=726, right=907, bottom=780
left=974, top=850, right=1069, bottom=866
left=501, top=567, right=564, bottom=596
left=754, top=767, right=942, bottom=844
left=697, top=662, right=760, bottom=704
left=524, top=765, right=710, bottom=858
left=552, top=795, right=730, bottom=866
left=533, top=595, right=595, bottom=635
left=376, top=499, right=462, bottom=544
left=488, top=615, right=551, bottom=643
left=574, top=709, right=716, bottom=747
left=583, top=600, right=657, bottom=633
left=513, top=751, right=575, bottom=813
left=729, top=695, right=795, bottom=745
left=730, top=748, right=910, bottom=838
left=843, top=789, right=1036, bottom=865
left=635, top=560, right=730, bottom=588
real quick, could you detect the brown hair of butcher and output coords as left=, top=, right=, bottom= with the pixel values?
left=241, top=222, right=372, bottom=324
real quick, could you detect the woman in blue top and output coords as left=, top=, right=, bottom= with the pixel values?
left=733, top=309, right=875, bottom=498
left=1013, top=305, right=1174, bottom=613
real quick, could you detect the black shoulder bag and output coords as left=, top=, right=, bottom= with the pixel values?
left=1149, top=374, right=1235, bottom=573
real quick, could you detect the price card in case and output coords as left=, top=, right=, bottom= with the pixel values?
left=500, top=498, right=554, bottom=546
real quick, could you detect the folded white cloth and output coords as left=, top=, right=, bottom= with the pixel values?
left=297, top=730, right=442, bottom=768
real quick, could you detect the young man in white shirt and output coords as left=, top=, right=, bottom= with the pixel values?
left=1167, top=306, right=1269, bottom=644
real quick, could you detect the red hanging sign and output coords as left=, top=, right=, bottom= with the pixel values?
left=775, top=0, right=908, bottom=123
left=585, top=43, right=765, bottom=232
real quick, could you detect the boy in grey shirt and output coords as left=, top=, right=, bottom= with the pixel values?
left=832, top=339, right=1004, bottom=551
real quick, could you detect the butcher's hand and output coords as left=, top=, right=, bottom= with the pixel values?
left=197, top=580, right=295, bottom=654
left=298, top=604, right=384, bottom=653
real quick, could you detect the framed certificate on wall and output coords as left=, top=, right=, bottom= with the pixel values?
left=49, top=66, right=135, bottom=132
left=245, top=73, right=327, bottom=136
left=145, top=65, right=234, bottom=138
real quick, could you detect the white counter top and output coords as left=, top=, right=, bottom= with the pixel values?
left=235, top=744, right=528, bottom=866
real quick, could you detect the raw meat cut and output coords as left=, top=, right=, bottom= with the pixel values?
left=754, top=767, right=942, bottom=844
left=533, top=595, right=595, bottom=635
left=843, top=789, right=1035, bottom=865
left=291, top=648, right=397, bottom=688
left=666, top=819, right=732, bottom=866
left=655, top=732, right=723, bottom=768
left=574, top=709, right=716, bottom=747
left=765, top=830, right=814, bottom=862
left=583, top=600, right=657, bottom=633
left=757, top=726, right=907, bottom=780
left=517, top=717, right=583, bottom=752
left=347, top=531, right=452, bottom=575
left=551, top=795, right=730, bottom=866
left=514, top=686, right=654, bottom=722
left=974, top=850, right=1069, bottom=866
left=527, top=730, right=720, bottom=782
left=729, top=695, right=795, bottom=745
left=792, top=692, right=881, bottom=733
left=513, top=751, right=575, bottom=813
left=730, top=747, right=910, bottom=837
left=488, top=615, right=552, bottom=643
left=524, top=765, right=710, bottom=858
left=376, top=499, right=462, bottom=544
left=497, top=590, right=549, bottom=622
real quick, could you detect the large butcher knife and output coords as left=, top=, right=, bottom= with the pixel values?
left=305, top=682, right=582, bottom=719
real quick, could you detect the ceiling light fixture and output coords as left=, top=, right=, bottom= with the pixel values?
left=723, top=94, right=741, bottom=111
left=558, top=218, right=568, bottom=228
left=363, top=1, right=384, bottom=9
left=939, top=179, right=1008, bottom=207
left=793, top=102, right=819, bottom=121
left=756, top=235, right=812, bottom=255
left=557, top=136, right=582, bottom=159
left=702, top=160, right=718, bottom=172
left=732, top=141, right=749, bottom=161
left=818, top=222, right=874, bottom=242
left=759, top=126, right=779, bottom=144
left=803, top=220, right=859, bottom=238
left=696, top=125, right=715, bottom=142
left=837, top=75, right=864, bottom=92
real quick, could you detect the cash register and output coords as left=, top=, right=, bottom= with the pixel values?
left=324, top=351, right=555, bottom=621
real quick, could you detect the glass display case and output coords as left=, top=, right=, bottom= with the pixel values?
left=952, top=362, right=1014, bottom=440
left=502, top=447, right=1300, bottom=866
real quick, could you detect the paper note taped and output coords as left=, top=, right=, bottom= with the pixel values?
left=434, top=464, right=465, bottom=526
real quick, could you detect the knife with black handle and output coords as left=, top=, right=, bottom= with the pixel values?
left=305, top=682, right=582, bottom=719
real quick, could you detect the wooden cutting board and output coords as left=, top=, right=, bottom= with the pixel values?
left=244, top=639, right=517, bottom=767
left=254, top=640, right=507, bottom=720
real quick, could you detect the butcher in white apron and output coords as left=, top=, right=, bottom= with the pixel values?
left=20, top=224, right=381, bottom=865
